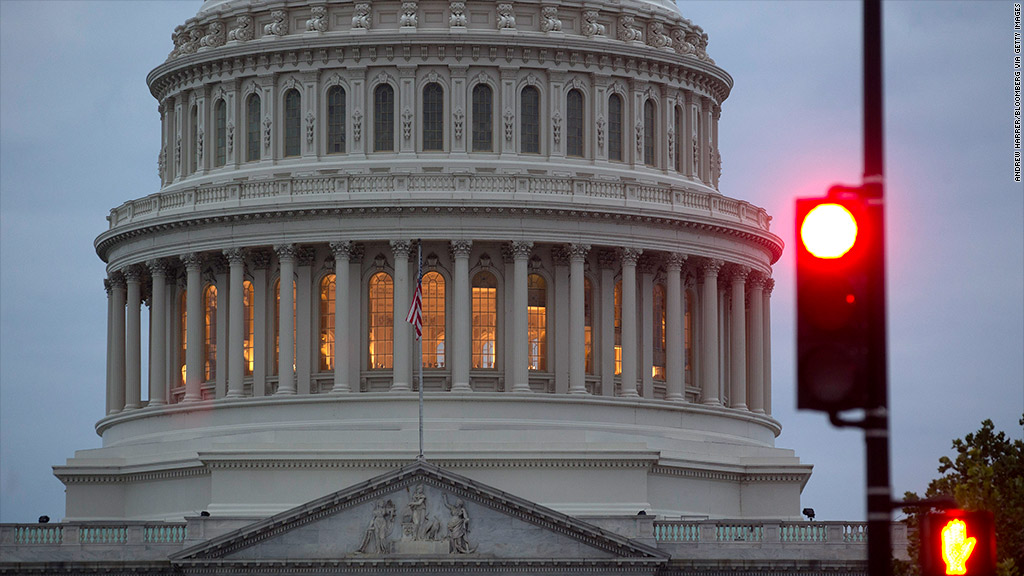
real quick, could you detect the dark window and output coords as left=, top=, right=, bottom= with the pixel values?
left=608, top=94, right=623, bottom=162
left=190, top=104, right=198, bottom=173
left=471, top=84, right=493, bottom=152
left=214, top=99, right=226, bottom=167
left=422, top=83, right=444, bottom=151
left=520, top=86, right=540, bottom=154
left=327, top=86, right=346, bottom=154
left=374, top=84, right=395, bottom=152
left=246, top=94, right=261, bottom=162
left=566, top=89, right=584, bottom=157
left=284, top=89, right=301, bottom=157
left=644, top=99, right=655, bottom=166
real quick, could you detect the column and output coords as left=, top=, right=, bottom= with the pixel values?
left=685, top=91, right=698, bottom=180
left=275, top=244, right=296, bottom=395
left=109, top=274, right=127, bottom=414
left=598, top=251, right=616, bottom=397
left=296, top=248, right=314, bottom=395
left=390, top=240, right=412, bottom=392
left=104, top=279, right=114, bottom=414
left=123, top=267, right=143, bottom=410
left=729, top=266, right=749, bottom=409
left=147, top=260, right=168, bottom=407
left=224, top=248, right=246, bottom=398
left=568, top=244, right=590, bottom=394
left=639, top=258, right=654, bottom=400
left=701, top=98, right=712, bottom=187
left=665, top=253, right=686, bottom=401
left=747, top=273, right=765, bottom=413
left=620, top=248, right=641, bottom=397
left=182, top=253, right=203, bottom=402
left=552, top=248, right=570, bottom=394
left=214, top=260, right=228, bottom=398
left=711, top=104, right=721, bottom=189
left=700, top=259, right=723, bottom=405
left=510, top=241, right=533, bottom=393
left=450, top=240, right=472, bottom=392
left=251, top=250, right=271, bottom=397
left=330, top=242, right=353, bottom=394
left=763, top=278, right=774, bottom=415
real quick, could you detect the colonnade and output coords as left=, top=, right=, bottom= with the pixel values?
left=102, top=240, right=773, bottom=416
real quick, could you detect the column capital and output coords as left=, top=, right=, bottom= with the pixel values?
left=330, top=240, right=355, bottom=260
left=550, top=246, right=569, bottom=266
left=764, top=277, right=775, bottom=295
left=665, top=252, right=687, bottom=272
left=728, top=264, right=751, bottom=283
left=699, top=258, right=724, bottom=279
left=636, top=253, right=658, bottom=275
left=123, top=265, right=145, bottom=283
left=109, top=270, right=126, bottom=288
left=274, top=244, right=297, bottom=261
left=223, top=247, right=247, bottom=265
left=250, top=248, right=273, bottom=269
left=620, top=247, right=643, bottom=266
left=104, top=278, right=113, bottom=295
left=296, top=247, right=317, bottom=267
left=567, top=243, right=591, bottom=262
left=747, top=271, right=767, bottom=290
left=390, top=240, right=413, bottom=258
left=146, top=258, right=171, bottom=276
left=180, top=252, right=203, bottom=270
left=509, top=241, right=533, bottom=260
left=449, top=239, right=473, bottom=259
left=597, top=249, right=618, bottom=270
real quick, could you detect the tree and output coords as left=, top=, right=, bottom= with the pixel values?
left=895, top=417, right=1024, bottom=576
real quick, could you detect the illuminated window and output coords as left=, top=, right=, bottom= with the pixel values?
left=527, top=273, right=547, bottom=371
left=368, top=272, right=393, bottom=369
left=190, top=104, right=198, bottom=173
left=274, top=278, right=297, bottom=375
left=644, top=99, right=656, bottom=166
left=214, top=99, right=226, bottom=167
left=246, top=93, right=261, bottom=162
left=243, top=281, right=254, bottom=376
left=685, top=289, right=694, bottom=383
left=472, top=84, right=493, bottom=152
left=284, top=89, right=301, bottom=157
left=652, top=284, right=666, bottom=381
left=520, top=86, right=540, bottom=154
left=179, top=290, right=187, bottom=386
left=422, top=83, right=444, bottom=151
left=320, top=275, right=336, bottom=371
left=584, top=277, right=593, bottom=374
left=566, top=89, right=584, bottom=158
left=613, top=280, right=622, bottom=375
left=608, top=94, right=623, bottom=162
left=203, top=285, right=218, bottom=382
left=472, top=271, right=497, bottom=369
left=327, top=85, right=346, bottom=154
left=374, top=84, right=395, bottom=152
left=421, top=271, right=446, bottom=368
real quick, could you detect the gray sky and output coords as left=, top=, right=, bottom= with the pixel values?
left=1, top=0, right=1021, bottom=523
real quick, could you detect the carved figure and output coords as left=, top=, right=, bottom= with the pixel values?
left=158, top=147, right=166, bottom=180
left=539, top=7, right=561, bottom=32
left=168, top=25, right=186, bottom=60
left=453, top=107, right=464, bottom=141
left=400, top=1, right=418, bottom=27
left=200, top=21, right=225, bottom=48
left=402, top=485, right=442, bottom=541
left=179, top=25, right=202, bottom=55
left=697, top=31, right=714, bottom=63
left=503, top=108, right=514, bottom=142
left=358, top=499, right=396, bottom=554
left=647, top=21, right=672, bottom=49
left=352, top=3, right=372, bottom=29
left=263, top=117, right=272, bottom=151
left=306, top=6, right=328, bottom=32
left=401, top=108, right=413, bottom=141
left=582, top=10, right=605, bottom=37
left=306, top=112, right=315, bottom=145
left=449, top=1, right=466, bottom=27
left=352, top=109, right=363, bottom=142
left=228, top=15, right=254, bottom=42
left=442, top=495, right=475, bottom=554
left=264, top=10, right=288, bottom=36
left=596, top=115, right=606, bottom=149
left=496, top=4, right=515, bottom=30
left=617, top=16, right=641, bottom=42
left=551, top=111, right=562, bottom=146
left=226, top=123, right=234, bottom=156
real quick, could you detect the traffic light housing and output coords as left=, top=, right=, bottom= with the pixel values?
left=795, top=186, right=885, bottom=412
left=920, top=510, right=997, bottom=576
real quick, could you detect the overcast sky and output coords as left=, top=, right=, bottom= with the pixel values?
left=1, top=0, right=1021, bottom=524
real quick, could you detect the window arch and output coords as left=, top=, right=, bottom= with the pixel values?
left=472, top=84, right=493, bottom=152
left=422, top=83, right=444, bottom=151
left=190, top=104, right=198, bottom=173
left=374, top=84, right=395, bottom=152
left=644, top=99, right=656, bottom=166
left=319, top=274, right=336, bottom=371
left=613, top=280, right=622, bottom=375
left=566, top=89, right=584, bottom=158
left=421, top=271, right=446, bottom=368
left=214, top=99, right=227, bottom=167
left=520, top=86, right=540, bottom=154
left=527, top=273, right=547, bottom=371
left=652, top=283, right=666, bottom=381
left=608, top=94, right=623, bottom=162
left=274, top=278, right=297, bottom=375
left=246, top=93, right=261, bottom=162
left=327, top=86, right=346, bottom=154
left=284, top=88, right=301, bottom=157
left=584, top=277, right=593, bottom=374
left=243, top=280, right=254, bottom=375
left=203, top=285, right=218, bottom=382
left=472, top=271, right=498, bottom=369
left=368, top=272, right=394, bottom=369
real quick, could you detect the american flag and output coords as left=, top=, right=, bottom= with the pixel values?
left=406, top=246, right=423, bottom=340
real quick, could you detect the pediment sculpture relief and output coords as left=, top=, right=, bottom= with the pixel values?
left=354, top=484, right=476, bottom=555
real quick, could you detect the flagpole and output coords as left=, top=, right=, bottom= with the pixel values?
left=416, top=240, right=424, bottom=461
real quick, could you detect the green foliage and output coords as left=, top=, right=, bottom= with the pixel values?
left=897, top=417, right=1024, bottom=576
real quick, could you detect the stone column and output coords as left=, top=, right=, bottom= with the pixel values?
left=639, top=257, right=654, bottom=400
left=450, top=240, right=472, bottom=392
left=568, top=244, right=590, bottom=394
left=104, top=279, right=114, bottom=414
left=224, top=248, right=246, bottom=398
left=147, top=260, right=168, bottom=407
left=390, top=240, right=412, bottom=392
left=295, top=248, right=314, bottom=395
left=124, top=267, right=143, bottom=410
left=109, top=273, right=127, bottom=414
left=510, top=241, right=533, bottom=393
left=665, top=253, right=686, bottom=401
left=330, top=242, right=353, bottom=393
left=700, top=259, right=723, bottom=405
left=251, top=250, right=271, bottom=397
left=552, top=248, right=570, bottom=395
left=181, top=253, right=203, bottom=402
left=729, top=266, right=749, bottom=410
left=747, top=273, right=765, bottom=414
left=275, top=244, right=297, bottom=395
left=214, top=258, right=228, bottom=398
left=763, top=278, right=774, bottom=415
left=598, top=250, right=617, bottom=397
left=620, top=248, right=641, bottom=397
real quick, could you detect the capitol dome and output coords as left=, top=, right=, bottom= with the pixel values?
left=64, top=0, right=809, bottom=523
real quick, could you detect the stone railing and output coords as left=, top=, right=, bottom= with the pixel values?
left=3, top=522, right=187, bottom=546
left=654, top=520, right=874, bottom=544
left=106, top=173, right=772, bottom=233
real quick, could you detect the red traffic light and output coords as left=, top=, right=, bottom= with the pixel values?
left=920, top=510, right=997, bottom=576
left=800, top=203, right=859, bottom=259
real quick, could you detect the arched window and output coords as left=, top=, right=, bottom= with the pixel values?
left=566, top=89, right=584, bottom=158
left=422, top=83, right=444, bottom=151
left=284, top=89, right=301, bottom=157
left=421, top=271, right=445, bottom=368
left=644, top=99, right=656, bottom=166
left=243, top=281, right=254, bottom=376
left=214, top=99, right=227, bottom=167
left=179, top=290, right=187, bottom=387
left=527, top=273, right=547, bottom=371
left=327, top=86, right=346, bottom=154
left=584, top=277, right=593, bottom=374
left=520, top=86, right=540, bottom=154
left=472, top=271, right=497, bottom=369
left=674, top=104, right=685, bottom=173
left=274, top=278, right=297, bottom=375
left=472, top=84, right=493, bottom=152
left=320, top=275, right=336, bottom=371
left=608, top=94, right=623, bottom=162
left=246, top=93, right=261, bottom=162
left=190, top=104, right=198, bottom=173
left=374, top=84, right=395, bottom=152
left=203, top=285, right=218, bottom=382
left=613, top=280, right=622, bottom=375
left=652, top=284, right=666, bottom=381
left=368, top=272, right=393, bottom=369
left=685, top=288, right=694, bottom=384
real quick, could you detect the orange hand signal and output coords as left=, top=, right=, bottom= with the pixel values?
left=941, top=519, right=977, bottom=575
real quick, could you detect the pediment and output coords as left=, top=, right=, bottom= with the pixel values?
left=172, top=459, right=666, bottom=572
